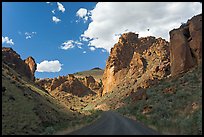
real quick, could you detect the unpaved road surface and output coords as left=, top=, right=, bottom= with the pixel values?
left=69, top=111, right=160, bottom=135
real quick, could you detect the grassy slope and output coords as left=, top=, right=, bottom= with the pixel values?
left=83, top=65, right=202, bottom=135
left=116, top=65, right=202, bottom=135
left=73, top=69, right=104, bottom=82
left=2, top=63, right=101, bottom=135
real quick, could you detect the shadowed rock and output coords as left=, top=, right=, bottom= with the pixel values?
left=169, top=14, right=202, bottom=76
left=2, top=47, right=37, bottom=81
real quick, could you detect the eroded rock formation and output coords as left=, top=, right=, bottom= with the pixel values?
left=80, top=76, right=101, bottom=91
left=36, top=74, right=101, bottom=97
left=169, top=14, right=202, bottom=76
left=102, top=33, right=170, bottom=95
left=2, top=47, right=37, bottom=81
left=24, top=56, right=37, bottom=81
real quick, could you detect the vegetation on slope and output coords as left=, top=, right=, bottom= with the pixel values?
left=116, top=65, right=202, bottom=135
left=73, top=68, right=104, bottom=82
left=2, top=63, right=101, bottom=135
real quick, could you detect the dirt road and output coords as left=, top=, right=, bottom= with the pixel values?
left=68, top=111, right=159, bottom=135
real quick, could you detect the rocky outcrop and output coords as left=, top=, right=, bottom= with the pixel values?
left=55, top=75, right=94, bottom=97
left=24, top=56, right=37, bottom=81
left=169, top=14, right=202, bottom=76
left=2, top=47, right=37, bottom=81
left=102, top=33, right=170, bottom=95
left=36, top=74, right=100, bottom=97
left=80, top=76, right=101, bottom=91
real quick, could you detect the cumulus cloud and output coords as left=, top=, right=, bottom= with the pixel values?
left=2, top=36, right=14, bottom=45
left=83, top=51, right=86, bottom=54
left=57, top=2, right=65, bottom=13
left=25, top=32, right=37, bottom=39
left=76, top=8, right=88, bottom=18
left=52, top=16, right=61, bottom=23
left=60, top=40, right=83, bottom=50
left=36, top=60, right=63, bottom=72
left=76, top=8, right=90, bottom=23
left=81, top=2, right=202, bottom=52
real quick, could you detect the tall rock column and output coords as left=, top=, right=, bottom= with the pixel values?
left=24, top=56, right=37, bottom=81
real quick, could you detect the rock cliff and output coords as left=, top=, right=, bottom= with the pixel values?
left=2, top=47, right=37, bottom=81
left=169, top=14, right=202, bottom=76
left=102, top=33, right=170, bottom=95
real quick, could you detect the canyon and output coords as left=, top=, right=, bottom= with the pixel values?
left=2, top=13, right=202, bottom=135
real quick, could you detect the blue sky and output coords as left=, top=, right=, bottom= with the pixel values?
left=2, top=2, right=109, bottom=78
left=2, top=2, right=202, bottom=79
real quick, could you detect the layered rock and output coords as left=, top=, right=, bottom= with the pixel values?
left=2, top=47, right=37, bottom=81
left=102, top=33, right=170, bottom=95
left=169, top=14, right=202, bottom=76
left=36, top=74, right=101, bottom=97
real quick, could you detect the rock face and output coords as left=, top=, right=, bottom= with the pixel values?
left=24, top=56, right=37, bottom=81
left=169, top=14, right=202, bottom=76
left=2, top=47, right=37, bottom=81
left=36, top=74, right=101, bottom=97
left=102, top=32, right=170, bottom=95
left=80, top=76, right=101, bottom=91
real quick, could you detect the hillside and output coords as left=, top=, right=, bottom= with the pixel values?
left=83, top=64, right=202, bottom=135
left=2, top=62, right=73, bottom=135
left=117, top=64, right=202, bottom=135
left=73, top=68, right=104, bottom=82
left=2, top=50, right=101, bottom=135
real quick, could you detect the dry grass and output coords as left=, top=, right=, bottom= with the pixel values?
left=2, top=63, right=102, bottom=135
left=116, top=65, right=202, bottom=135
left=73, top=69, right=104, bottom=82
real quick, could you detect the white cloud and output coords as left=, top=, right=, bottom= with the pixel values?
left=26, top=36, right=31, bottom=39
left=76, top=8, right=90, bottom=23
left=57, top=2, right=65, bottom=13
left=80, top=35, right=90, bottom=42
left=75, top=41, right=83, bottom=45
left=89, top=46, right=96, bottom=51
left=84, top=16, right=88, bottom=21
left=52, top=10, right=55, bottom=14
left=83, top=51, right=86, bottom=54
left=76, top=8, right=88, bottom=18
left=60, top=40, right=83, bottom=50
left=82, top=2, right=202, bottom=52
left=75, top=20, right=80, bottom=23
left=2, top=36, right=14, bottom=45
left=52, top=16, right=61, bottom=23
left=78, top=45, right=82, bottom=49
left=46, top=2, right=52, bottom=5
left=36, top=60, right=63, bottom=72
left=60, top=40, right=74, bottom=50
left=25, top=32, right=37, bottom=39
